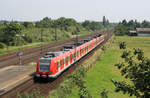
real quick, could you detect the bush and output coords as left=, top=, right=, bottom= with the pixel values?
left=0, top=42, right=6, bottom=49
left=119, top=42, right=126, bottom=49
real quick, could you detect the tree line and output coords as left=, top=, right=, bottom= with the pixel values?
left=115, top=19, right=150, bottom=35
left=0, top=16, right=114, bottom=49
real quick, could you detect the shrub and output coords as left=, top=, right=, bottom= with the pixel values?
left=119, top=42, right=126, bottom=49
left=102, top=46, right=107, bottom=52
left=0, top=42, right=6, bottom=49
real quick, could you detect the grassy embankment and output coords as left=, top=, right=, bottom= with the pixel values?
left=69, top=36, right=150, bottom=98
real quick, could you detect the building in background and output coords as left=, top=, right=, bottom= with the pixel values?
left=128, top=28, right=150, bottom=36
left=128, top=30, right=137, bottom=36
left=136, top=28, right=150, bottom=36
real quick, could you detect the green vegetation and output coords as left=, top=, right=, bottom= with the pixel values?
left=119, top=41, right=126, bottom=49
left=0, top=16, right=115, bottom=55
left=69, top=36, right=150, bottom=98
left=115, top=36, right=150, bottom=57
left=17, top=91, right=42, bottom=98
left=115, top=19, right=150, bottom=35
left=112, top=48, right=150, bottom=97
left=50, top=66, right=92, bottom=98
left=0, top=42, right=6, bottom=49
left=70, top=49, right=130, bottom=98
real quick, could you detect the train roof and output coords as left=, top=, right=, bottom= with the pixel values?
left=83, top=38, right=92, bottom=43
left=73, top=41, right=84, bottom=46
left=44, top=51, right=64, bottom=58
left=62, top=45, right=75, bottom=51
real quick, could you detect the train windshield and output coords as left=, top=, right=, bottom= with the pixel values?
left=39, top=59, right=50, bottom=72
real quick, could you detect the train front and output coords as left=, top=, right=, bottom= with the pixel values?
left=36, top=57, right=51, bottom=78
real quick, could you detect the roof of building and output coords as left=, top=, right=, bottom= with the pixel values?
left=136, top=28, right=150, bottom=32
left=128, top=30, right=137, bottom=33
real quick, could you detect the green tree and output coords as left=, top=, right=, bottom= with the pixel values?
left=89, top=21, right=102, bottom=31
left=0, top=42, right=6, bottom=49
left=35, top=17, right=53, bottom=28
left=22, top=22, right=34, bottom=28
left=122, top=19, right=127, bottom=26
left=112, top=49, right=150, bottom=98
left=114, top=24, right=127, bottom=35
left=82, top=20, right=91, bottom=30
left=3, top=22, right=23, bottom=46
left=141, top=20, right=150, bottom=28
left=102, top=16, right=107, bottom=27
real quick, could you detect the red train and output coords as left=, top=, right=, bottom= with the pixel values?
left=36, top=34, right=105, bottom=78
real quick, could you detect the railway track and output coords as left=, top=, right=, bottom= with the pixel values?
left=0, top=31, right=103, bottom=69
left=0, top=30, right=114, bottom=98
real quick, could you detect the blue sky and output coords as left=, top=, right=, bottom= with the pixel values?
left=0, top=0, right=150, bottom=22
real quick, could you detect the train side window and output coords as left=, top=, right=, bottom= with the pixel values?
left=64, top=58, right=65, bottom=65
left=62, top=59, right=64, bottom=65
left=60, top=59, right=63, bottom=66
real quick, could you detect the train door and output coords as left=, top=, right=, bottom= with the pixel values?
left=77, top=51, right=79, bottom=59
left=60, top=58, right=64, bottom=70
left=73, top=52, right=76, bottom=62
left=68, top=55, right=70, bottom=65
left=57, top=60, right=60, bottom=72
left=65, top=56, right=68, bottom=66
left=80, top=49, right=82, bottom=56
left=70, top=54, right=73, bottom=63
left=64, top=57, right=66, bottom=68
